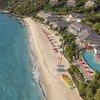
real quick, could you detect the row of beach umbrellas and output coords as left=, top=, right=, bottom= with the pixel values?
left=41, top=28, right=58, bottom=52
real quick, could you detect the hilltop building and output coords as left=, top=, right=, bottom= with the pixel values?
left=49, top=0, right=58, bottom=5
left=85, top=0, right=95, bottom=8
left=37, top=11, right=59, bottom=22
left=67, top=0, right=76, bottom=7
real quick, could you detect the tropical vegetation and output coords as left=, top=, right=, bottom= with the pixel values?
left=68, top=65, right=100, bottom=100
left=59, top=29, right=77, bottom=62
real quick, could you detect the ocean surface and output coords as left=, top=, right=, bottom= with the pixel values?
left=0, top=12, right=43, bottom=100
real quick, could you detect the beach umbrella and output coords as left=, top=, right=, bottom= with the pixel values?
left=51, top=42, right=54, bottom=45
left=53, top=48, right=57, bottom=50
left=53, top=45, right=55, bottom=47
left=45, top=33, right=48, bottom=36
left=97, top=55, right=100, bottom=59
left=82, top=66, right=88, bottom=68
left=43, top=30, right=46, bottom=33
left=87, top=70, right=94, bottom=74
left=79, top=61, right=85, bottom=64
left=49, top=39, right=52, bottom=41
left=53, top=48, right=57, bottom=51
left=79, top=58, right=83, bottom=61
left=59, top=57, right=62, bottom=65
left=47, top=36, right=50, bottom=39
left=57, top=56, right=60, bottom=65
left=41, top=28, right=44, bottom=31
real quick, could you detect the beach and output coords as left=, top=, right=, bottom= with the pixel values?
left=24, top=17, right=82, bottom=100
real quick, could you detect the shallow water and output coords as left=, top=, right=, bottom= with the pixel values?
left=0, top=13, right=43, bottom=100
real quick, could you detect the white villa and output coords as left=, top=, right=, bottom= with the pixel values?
left=67, top=0, right=76, bottom=7
left=49, top=0, right=58, bottom=5
left=85, top=0, right=95, bottom=8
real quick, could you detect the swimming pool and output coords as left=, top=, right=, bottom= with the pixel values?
left=82, top=51, right=100, bottom=71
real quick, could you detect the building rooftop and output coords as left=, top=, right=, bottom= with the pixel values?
left=71, top=22, right=91, bottom=31
left=76, top=24, right=100, bottom=45
left=52, top=19, right=69, bottom=28
left=49, top=0, right=58, bottom=5
left=86, top=31, right=100, bottom=44
left=56, top=20, right=69, bottom=27
left=46, top=15, right=60, bottom=22
left=95, top=46, right=100, bottom=50
left=70, top=13, right=85, bottom=19
left=67, top=0, right=76, bottom=6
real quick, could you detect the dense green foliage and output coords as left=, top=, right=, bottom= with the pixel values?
left=83, top=13, right=100, bottom=33
left=68, top=66, right=100, bottom=100
left=59, top=29, right=77, bottom=62
left=0, top=0, right=99, bottom=15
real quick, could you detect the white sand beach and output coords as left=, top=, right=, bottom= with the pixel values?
left=24, top=17, right=82, bottom=100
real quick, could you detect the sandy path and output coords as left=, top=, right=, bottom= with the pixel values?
left=24, top=17, right=82, bottom=100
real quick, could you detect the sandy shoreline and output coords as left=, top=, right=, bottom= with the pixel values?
left=24, top=17, right=82, bottom=100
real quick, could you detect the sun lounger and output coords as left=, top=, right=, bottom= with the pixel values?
left=56, top=68, right=65, bottom=72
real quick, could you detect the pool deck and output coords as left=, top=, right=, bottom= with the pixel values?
left=76, top=58, right=94, bottom=82
left=78, top=64, right=93, bottom=81
left=81, top=55, right=94, bottom=72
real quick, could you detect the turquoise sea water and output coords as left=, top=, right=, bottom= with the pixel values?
left=0, top=12, right=43, bottom=100
left=82, top=51, right=100, bottom=71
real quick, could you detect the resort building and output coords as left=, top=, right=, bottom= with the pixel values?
left=81, top=30, right=100, bottom=47
left=37, top=11, right=69, bottom=30
left=85, top=0, right=95, bottom=8
left=93, top=46, right=100, bottom=63
left=64, top=13, right=85, bottom=22
left=45, top=14, right=60, bottom=23
left=37, top=11, right=59, bottom=22
left=94, top=46, right=100, bottom=55
left=67, top=0, right=76, bottom=7
left=68, top=22, right=91, bottom=35
left=49, top=0, right=58, bottom=5
left=51, top=19, right=69, bottom=30
left=68, top=22, right=100, bottom=47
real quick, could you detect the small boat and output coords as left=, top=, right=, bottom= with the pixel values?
left=62, top=74, right=75, bottom=89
